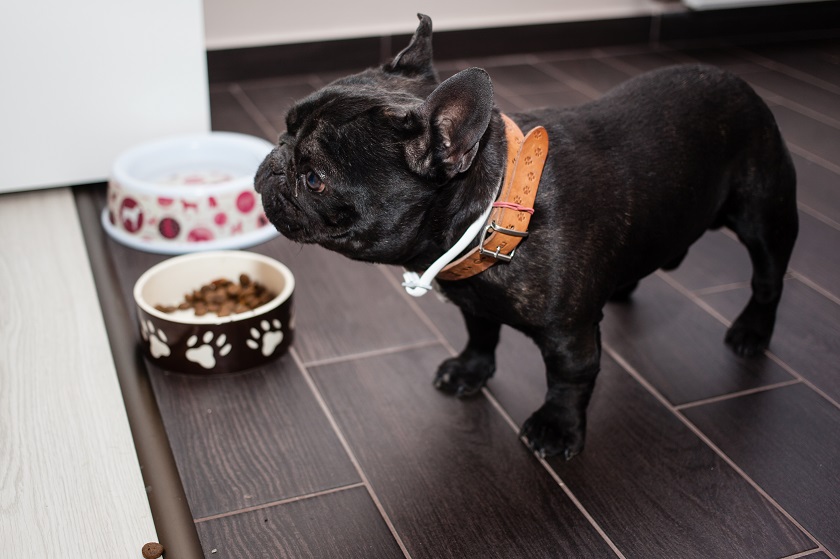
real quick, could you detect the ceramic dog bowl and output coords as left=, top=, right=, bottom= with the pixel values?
left=104, top=132, right=278, bottom=254
left=133, top=250, right=294, bottom=374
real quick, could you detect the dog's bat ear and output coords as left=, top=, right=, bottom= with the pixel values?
left=384, top=14, right=436, bottom=80
left=408, top=67, right=494, bottom=184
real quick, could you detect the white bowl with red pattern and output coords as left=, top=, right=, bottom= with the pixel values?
left=103, top=132, right=278, bottom=254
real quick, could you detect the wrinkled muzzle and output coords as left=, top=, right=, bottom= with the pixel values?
left=255, top=143, right=291, bottom=196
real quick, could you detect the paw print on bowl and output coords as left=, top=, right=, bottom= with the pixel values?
left=140, top=319, right=171, bottom=358
left=247, top=319, right=284, bottom=357
left=186, top=331, right=232, bottom=369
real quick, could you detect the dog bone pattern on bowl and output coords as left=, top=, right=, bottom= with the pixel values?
left=134, top=250, right=294, bottom=374
left=107, top=174, right=268, bottom=241
left=104, top=132, right=278, bottom=254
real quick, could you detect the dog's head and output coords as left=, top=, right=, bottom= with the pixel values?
left=255, top=14, right=497, bottom=265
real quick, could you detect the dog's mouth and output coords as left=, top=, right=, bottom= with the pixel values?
left=259, top=179, right=354, bottom=243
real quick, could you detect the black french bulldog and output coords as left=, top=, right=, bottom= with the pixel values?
left=255, top=14, right=798, bottom=459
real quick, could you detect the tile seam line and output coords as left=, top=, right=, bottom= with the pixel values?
left=531, top=62, right=602, bottom=100
left=192, top=482, right=367, bottom=524
left=692, top=280, right=752, bottom=297
left=788, top=269, right=840, bottom=307
left=490, top=79, right=548, bottom=112
left=659, top=42, right=840, bottom=133
left=376, top=265, right=459, bottom=356
left=756, top=85, right=840, bottom=131
left=798, top=201, right=840, bottom=232
left=535, top=44, right=662, bottom=65
left=592, top=50, right=650, bottom=75
left=734, top=46, right=840, bottom=96
left=654, top=41, right=840, bottom=135
left=480, top=386, right=628, bottom=559
left=602, top=341, right=836, bottom=559
left=674, top=378, right=803, bottom=411
left=289, top=346, right=414, bottom=559
left=377, top=265, right=628, bottom=559
left=787, top=144, right=840, bottom=180
left=229, top=83, right=280, bottom=140
left=656, top=270, right=840, bottom=412
left=780, top=548, right=831, bottom=559
left=302, top=338, right=442, bottom=368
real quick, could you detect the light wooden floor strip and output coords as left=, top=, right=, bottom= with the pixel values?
left=0, top=188, right=156, bottom=557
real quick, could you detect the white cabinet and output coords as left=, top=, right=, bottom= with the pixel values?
left=0, top=1, right=210, bottom=193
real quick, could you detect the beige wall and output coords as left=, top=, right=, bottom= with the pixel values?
left=203, top=0, right=663, bottom=50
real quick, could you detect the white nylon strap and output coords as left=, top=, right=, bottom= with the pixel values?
left=402, top=200, right=495, bottom=297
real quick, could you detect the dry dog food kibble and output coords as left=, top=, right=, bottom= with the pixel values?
left=155, top=275, right=276, bottom=317
left=141, top=541, right=164, bottom=559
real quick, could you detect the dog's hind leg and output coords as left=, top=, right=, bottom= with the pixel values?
left=723, top=149, right=798, bottom=357
left=661, top=249, right=688, bottom=271
left=434, top=312, right=501, bottom=397
left=609, top=280, right=639, bottom=302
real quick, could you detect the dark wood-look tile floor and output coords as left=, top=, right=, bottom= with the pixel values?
left=89, top=36, right=840, bottom=558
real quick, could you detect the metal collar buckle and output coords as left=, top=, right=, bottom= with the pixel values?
left=477, top=222, right=529, bottom=262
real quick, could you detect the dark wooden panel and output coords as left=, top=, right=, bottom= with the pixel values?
left=309, top=346, right=618, bottom=559
left=701, top=278, right=840, bottom=403
left=547, top=356, right=813, bottom=559
left=483, top=63, right=567, bottom=92
left=488, top=91, right=523, bottom=115
left=509, top=87, right=594, bottom=111
left=812, top=38, right=840, bottom=58
left=658, top=3, right=840, bottom=43
left=601, top=274, right=793, bottom=405
left=771, top=104, right=840, bottom=166
left=461, top=62, right=593, bottom=111
left=422, top=313, right=815, bottom=558
left=148, top=355, right=360, bottom=519
left=603, top=51, right=684, bottom=74
left=746, top=70, right=840, bottom=122
left=794, top=153, right=840, bottom=226
left=194, top=486, right=404, bottom=559
left=744, top=41, right=840, bottom=87
left=543, top=57, right=632, bottom=94
left=429, top=17, right=652, bottom=61
left=236, top=79, right=317, bottom=134
left=266, top=244, right=438, bottom=364
left=788, top=210, right=840, bottom=300
left=207, top=37, right=383, bottom=83
left=683, top=383, right=840, bottom=557
left=382, top=265, right=467, bottom=350
left=665, top=230, right=753, bottom=292
left=209, top=87, right=271, bottom=140
left=663, top=46, right=765, bottom=74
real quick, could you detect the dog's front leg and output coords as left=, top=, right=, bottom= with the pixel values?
left=434, top=311, right=501, bottom=397
left=521, top=324, right=601, bottom=460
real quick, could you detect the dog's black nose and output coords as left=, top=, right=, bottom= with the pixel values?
left=255, top=149, right=285, bottom=194
left=267, top=150, right=285, bottom=176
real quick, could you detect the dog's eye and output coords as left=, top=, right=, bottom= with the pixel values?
left=303, top=170, right=325, bottom=193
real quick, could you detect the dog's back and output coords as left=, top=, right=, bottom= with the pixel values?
left=514, top=64, right=796, bottom=298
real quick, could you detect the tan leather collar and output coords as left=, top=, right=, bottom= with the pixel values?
left=437, top=114, right=548, bottom=281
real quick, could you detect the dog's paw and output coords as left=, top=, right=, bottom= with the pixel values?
left=520, top=406, right=585, bottom=461
left=433, top=355, right=495, bottom=398
left=725, top=317, right=772, bottom=357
